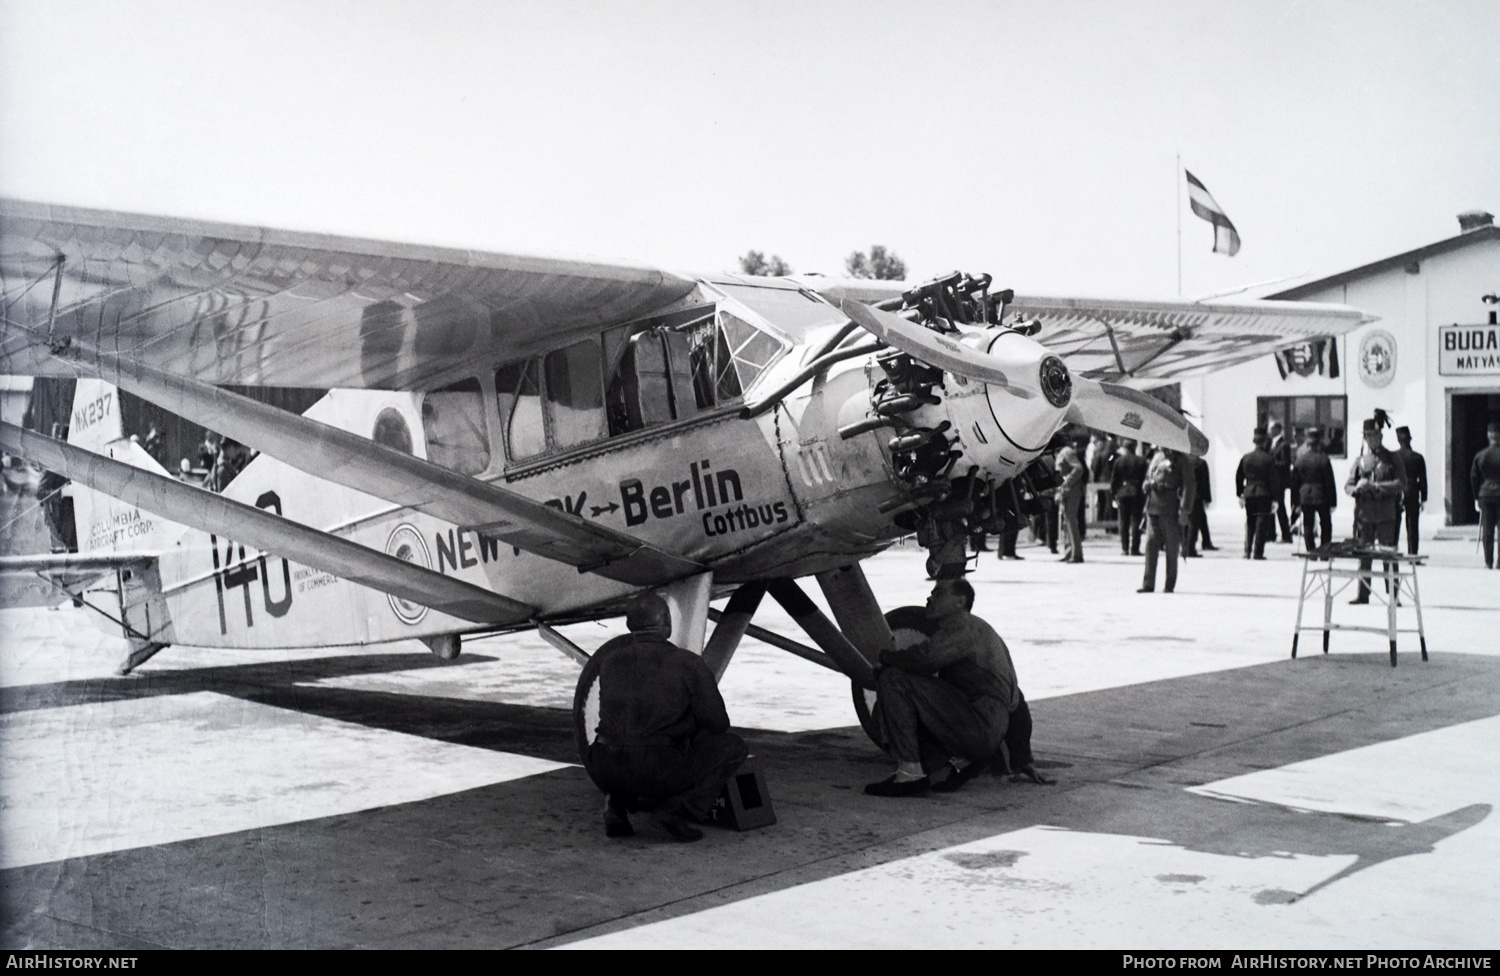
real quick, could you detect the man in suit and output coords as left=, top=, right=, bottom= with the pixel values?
left=1394, top=426, right=1428, bottom=555
left=1184, top=452, right=1215, bottom=557
left=1291, top=426, right=1338, bottom=553
left=1111, top=439, right=1148, bottom=556
left=1236, top=429, right=1279, bottom=560
left=1268, top=421, right=1294, bottom=543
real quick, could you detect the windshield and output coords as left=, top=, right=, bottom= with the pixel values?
left=712, top=281, right=848, bottom=339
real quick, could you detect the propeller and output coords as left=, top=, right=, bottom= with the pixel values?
left=841, top=300, right=1032, bottom=399
left=1066, top=378, right=1209, bottom=456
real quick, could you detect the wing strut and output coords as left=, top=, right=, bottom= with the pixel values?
left=0, top=422, right=534, bottom=625
left=47, top=344, right=705, bottom=587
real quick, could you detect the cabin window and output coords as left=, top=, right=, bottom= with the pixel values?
left=422, top=377, right=490, bottom=475
left=544, top=339, right=607, bottom=449
left=496, top=359, right=545, bottom=460
left=372, top=408, right=413, bottom=454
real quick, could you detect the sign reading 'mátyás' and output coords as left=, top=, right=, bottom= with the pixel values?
left=1439, top=324, right=1500, bottom=376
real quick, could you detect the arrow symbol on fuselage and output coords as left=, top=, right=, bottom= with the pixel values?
left=591, top=502, right=620, bottom=518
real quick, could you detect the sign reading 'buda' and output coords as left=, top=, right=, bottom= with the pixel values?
left=1439, top=324, right=1500, bottom=376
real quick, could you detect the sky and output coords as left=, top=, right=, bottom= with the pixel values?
left=2, top=0, right=1496, bottom=301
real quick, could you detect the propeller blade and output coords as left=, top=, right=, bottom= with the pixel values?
left=1066, top=377, right=1209, bottom=455
left=841, top=300, right=1030, bottom=397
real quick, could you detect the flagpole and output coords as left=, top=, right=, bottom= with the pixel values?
left=1176, top=152, right=1182, bottom=297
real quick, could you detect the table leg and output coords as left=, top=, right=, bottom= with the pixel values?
left=1322, top=567, right=1333, bottom=654
left=1410, top=562, right=1429, bottom=661
left=1387, top=563, right=1399, bottom=667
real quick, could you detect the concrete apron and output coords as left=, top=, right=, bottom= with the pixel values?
left=1, top=650, right=1496, bottom=949
left=2, top=537, right=1497, bottom=949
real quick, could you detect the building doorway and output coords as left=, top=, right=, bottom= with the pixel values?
left=1447, top=390, right=1500, bottom=525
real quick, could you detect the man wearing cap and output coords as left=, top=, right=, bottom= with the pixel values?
left=1235, top=429, right=1279, bottom=560
left=584, top=593, right=748, bottom=842
left=1345, top=418, right=1409, bottom=603
left=1472, top=419, right=1500, bottom=569
left=1291, top=427, right=1338, bottom=553
left=1268, top=422, right=1295, bottom=544
left=1394, top=426, right=1428, bottom=555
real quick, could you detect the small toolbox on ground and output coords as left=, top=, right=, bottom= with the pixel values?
left=704, top=755, right=776, bottom=830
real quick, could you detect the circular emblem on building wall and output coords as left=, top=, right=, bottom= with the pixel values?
left=384, top=523, right=431, bottom=625
left=1358, top=329, right=1397, bottom=388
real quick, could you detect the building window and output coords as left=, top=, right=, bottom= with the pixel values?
left=1257, top=395, right=1347, bottom=458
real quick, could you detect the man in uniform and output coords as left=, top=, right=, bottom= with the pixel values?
left=1268, top=421, right=1295, bottom=543
left=584, top=593, right=748, bottom=841
left=865, top=579, right=1041, bottom=796
left=1394, top=426, right=1428, bottom=555
left=1235, top=429, right=1279, bottom=560
left=1138, top=446, right=1195, bottom=593
left=1111, top=439, right=1148, bottom=556
left=1473, top=419, right=1500, bottom=569
left=1055, top=435, right=1087, bottom=563
left=1346, top=417, right=1408, bottom=603
left=1290, top=426, right=1338, bottom=553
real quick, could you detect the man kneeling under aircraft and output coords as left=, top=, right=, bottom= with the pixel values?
left=585, top=593, right=749, bottom=842
left=866, top=578, right=1050, bottom=797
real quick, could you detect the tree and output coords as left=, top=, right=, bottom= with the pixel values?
left=739, top=250, right=791, bottom=276
left=845, top=245, right=906, bottom=280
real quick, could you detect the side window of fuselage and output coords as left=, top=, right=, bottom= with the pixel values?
left=496, top=359, right=545, bottom=460
left=422, top=377, right=490, bottom=475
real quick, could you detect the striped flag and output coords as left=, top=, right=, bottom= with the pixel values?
left=1185, top=170, right=1241, bottom=256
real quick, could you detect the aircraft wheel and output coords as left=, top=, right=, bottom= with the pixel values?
left=850, top=606, right=934, bottom=748
left=572, top=652, right=605, bottom=763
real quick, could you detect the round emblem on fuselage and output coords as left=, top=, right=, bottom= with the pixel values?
left=384, top=523, right=431, bottom=625
left=1039, top=356, right=1072, bottom=408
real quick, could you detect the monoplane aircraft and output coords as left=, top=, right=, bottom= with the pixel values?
left=0, top=199, right=1369, bottom=743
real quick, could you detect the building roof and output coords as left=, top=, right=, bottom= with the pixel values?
left=1268, top=225, right=1499, bottom=300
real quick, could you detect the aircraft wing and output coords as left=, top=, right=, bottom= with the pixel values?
left=0, top=551, right=154, bottom=608
left=1006, top=294, right=1371, bottom=384
left=804, top=279, right=1371, bottom=385
left=0, top=199, right=698, bottom=390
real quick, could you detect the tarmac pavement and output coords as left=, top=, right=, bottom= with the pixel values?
left=1, top=524, right=1496, bottom=949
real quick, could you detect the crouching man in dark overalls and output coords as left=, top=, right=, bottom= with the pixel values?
left=585, top=594, right=748, bottom=842
left=865, top=579, right=1046, bottom=797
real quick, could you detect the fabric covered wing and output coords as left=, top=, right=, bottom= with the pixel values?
left=1007, top=295, right=1370, bottom=384
left=802, top=278, right=1371, bottom=384
left=0, top=199, right=697, bottom=390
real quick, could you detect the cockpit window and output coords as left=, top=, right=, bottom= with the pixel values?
left=714, top=281, right=847, bottom=335
left=422, top=377, right=490, bottom=475
left=718, top=310, right=784, bottom=393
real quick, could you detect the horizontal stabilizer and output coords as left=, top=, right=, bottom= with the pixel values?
left=0, top=552, right=153, bottom=608
left=57, top=348, right=705, bottom=587
left=1066, top=378, right=1208, bottom=455
left=0, top=423, right=534, bottom=625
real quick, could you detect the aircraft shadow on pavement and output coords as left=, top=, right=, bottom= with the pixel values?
left=4, top=650, right=1498, bottom=948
